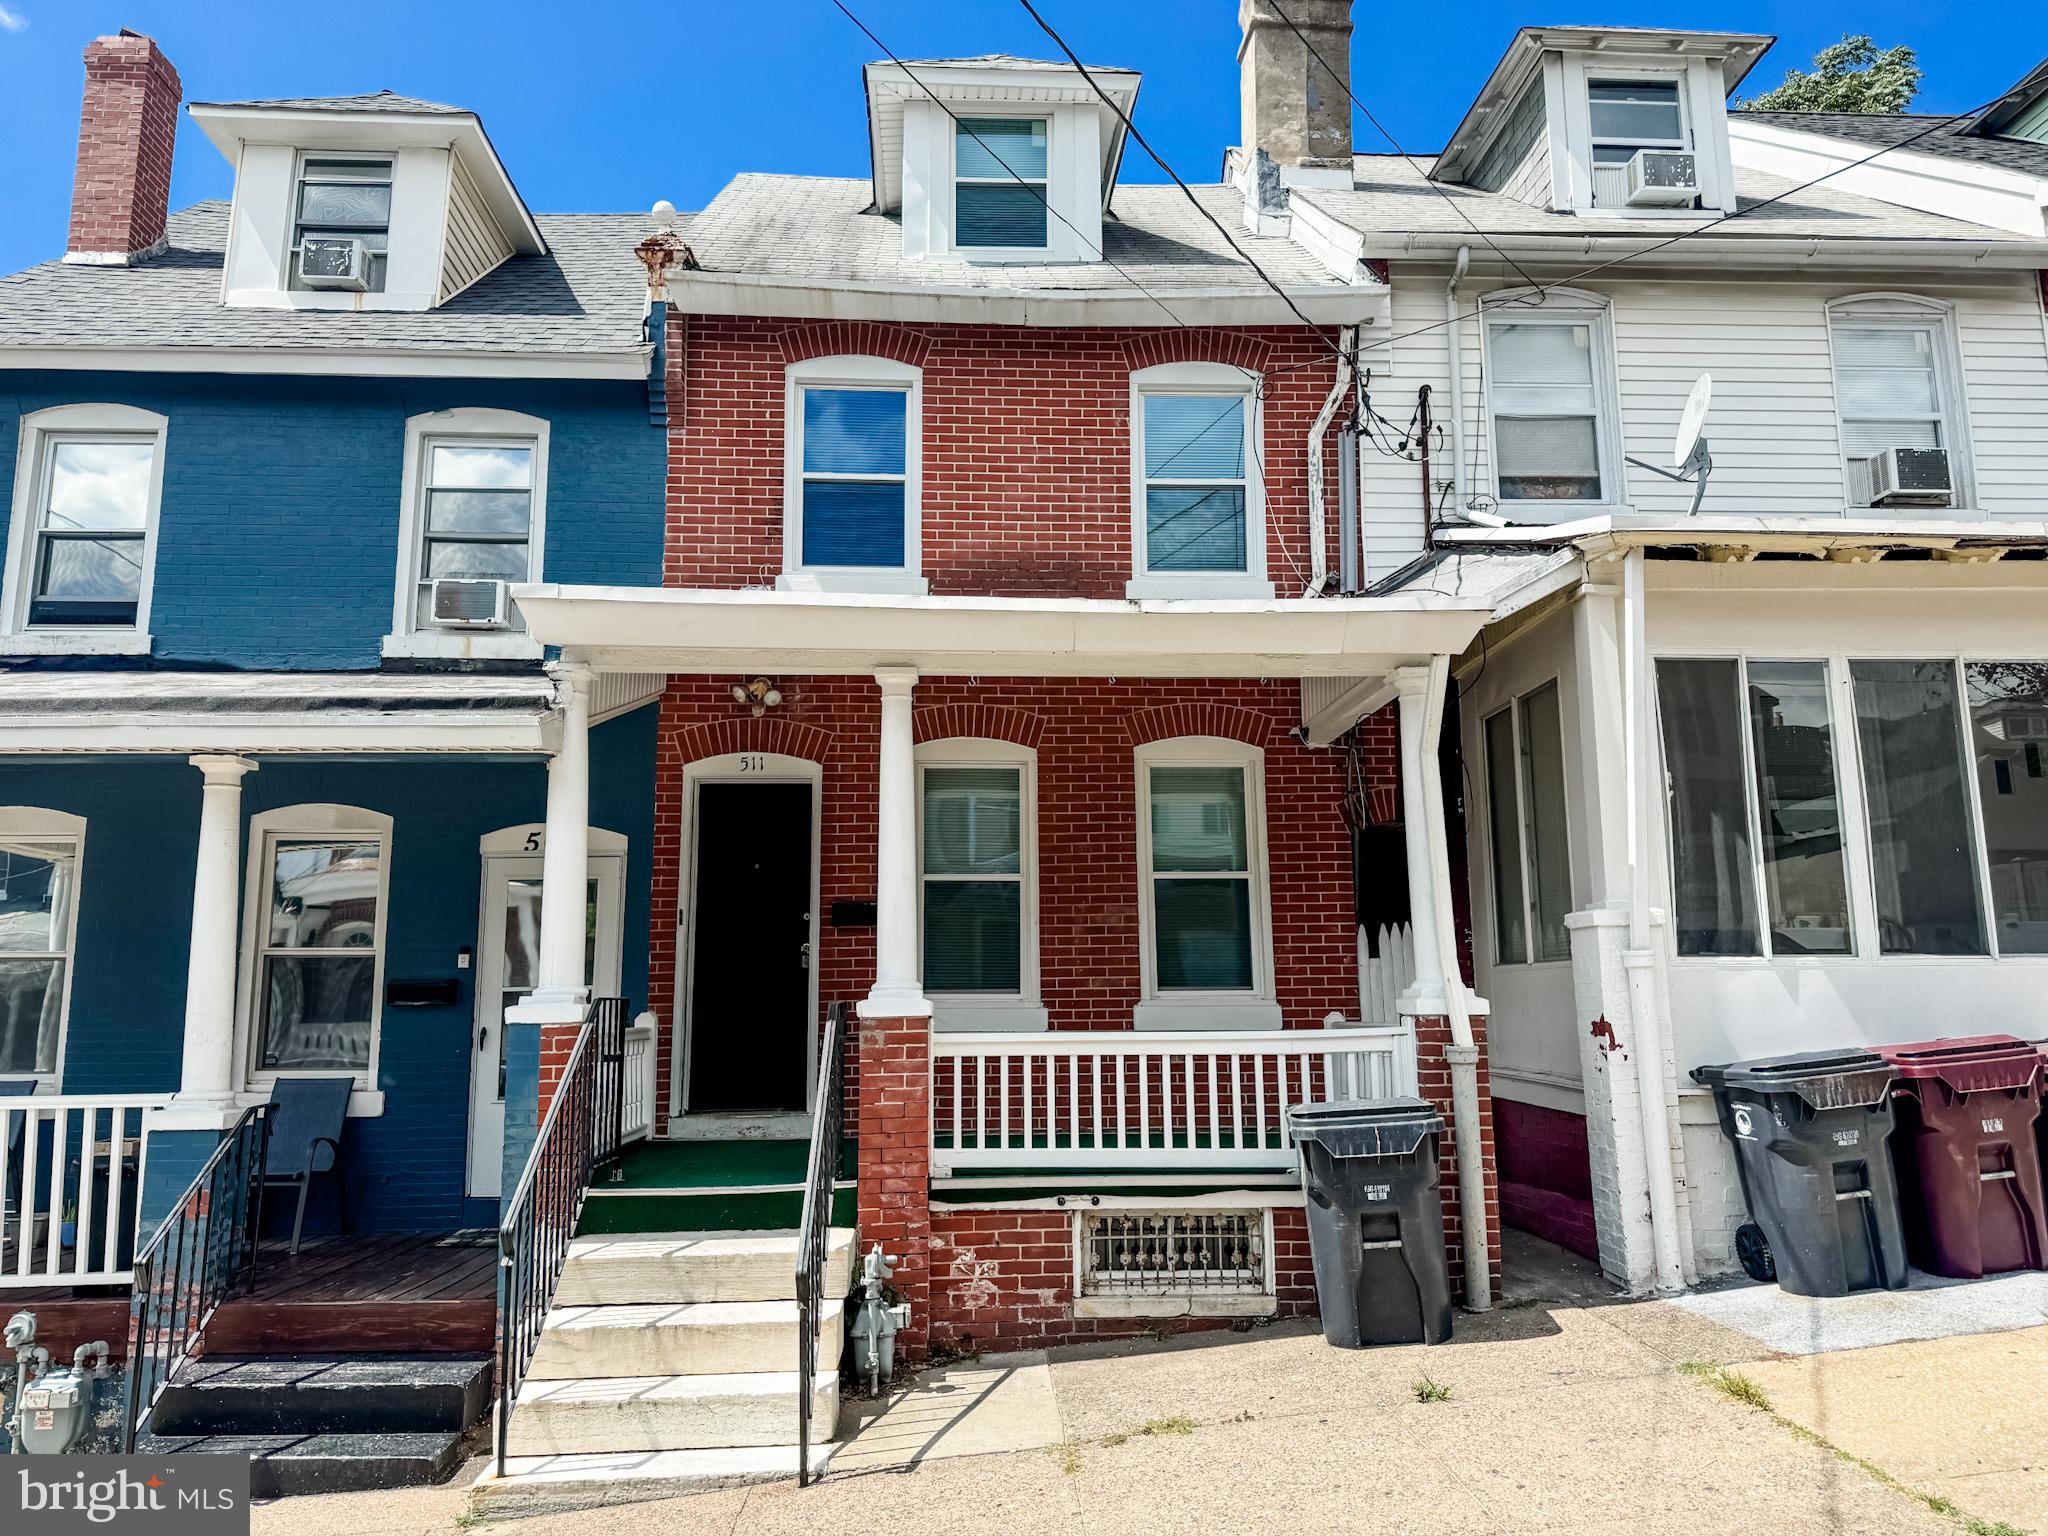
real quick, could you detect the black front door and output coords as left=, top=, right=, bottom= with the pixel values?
left=688, top=781, right=813, bottom=1112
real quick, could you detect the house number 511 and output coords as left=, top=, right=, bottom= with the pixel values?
left=740, top=754, right=768, bottom=772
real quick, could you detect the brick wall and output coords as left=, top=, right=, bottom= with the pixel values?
left=68, top=32, right=180, bottom=261
left=858, top=1014, right=932, bottom=1358
left=667, top=315, right=1343, bottom=595
left=1494, top=1096, right=1599, bottom=1261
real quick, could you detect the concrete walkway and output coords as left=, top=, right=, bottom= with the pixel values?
left=252, top=1232, right=2041, bottom=1536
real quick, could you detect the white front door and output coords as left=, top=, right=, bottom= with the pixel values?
left=467, top=830, right=625, bottom=1197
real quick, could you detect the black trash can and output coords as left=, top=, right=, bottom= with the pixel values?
left=1692, top=1048, right=1910, bottom=1298
left=1288, top=1097, right=1454, bottom=1347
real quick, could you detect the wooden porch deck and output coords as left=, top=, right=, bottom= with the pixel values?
left=4, top=1231, right=498, bottom=1360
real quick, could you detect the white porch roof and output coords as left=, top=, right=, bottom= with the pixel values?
left=510, top=583, right=1533, bottom=679
left=0, top=670, right=560, bottom=754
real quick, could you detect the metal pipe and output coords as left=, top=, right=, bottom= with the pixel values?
left=1443, top=246, right=1471, bottom=520
left=1622, top=548, right=1686, bottom=1293
left=1337, top=420, right=1359, bottom=593
left=1304, top=326, right=1358, bottom=596
left=1414, top=654, right=1492, bottom=1310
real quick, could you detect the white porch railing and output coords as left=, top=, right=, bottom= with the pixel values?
left=1, top=1094, right=170, bottom=1288
left=930, top=1027, right=1411, bottom=1175
left=620, top=1017, right=658, bottom=1144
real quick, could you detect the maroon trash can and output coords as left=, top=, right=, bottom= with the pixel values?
left=1879, top=1036, right=2047, bottom=1278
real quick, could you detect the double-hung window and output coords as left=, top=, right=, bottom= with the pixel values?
left=918, top=742, right=1043, bottom=1029
left=1483, top=681, right=1572, bottom=965
left=1135, top=739, right=1277, bottom=1028
left=955, top=117, right=1048, bottom=250
left=292, top=157, right=391, bottom=293
left=1587, top=79, right=1687, bottom=207
left=245, top=807, right=390, bottom=1087
left=782, top=357, right=923, bottom=593
left=390, top=410, right=547, bottom=654
left=0, top=812, right=84, bottom=1082
left=1485, top=302, right=1613, bottom=507
left=1828, top=298, right=1965, bottom=509
left=1129, top=364, right=1269, bottom=598
left=4, top=406, right=166, bottom=648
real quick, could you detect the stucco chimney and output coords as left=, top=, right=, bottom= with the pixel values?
left=1238, top=0, right=1354, bottom=171
left=66, top=30, right=182, bottom=266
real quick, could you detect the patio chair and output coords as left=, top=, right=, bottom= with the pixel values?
left=261, top=1076, right=352, bottom=1255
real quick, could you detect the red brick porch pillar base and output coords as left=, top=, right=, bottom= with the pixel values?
left=856, top=1011, right=932, bottom=1363
left=538, top=1020, right=581, bottom=1112
left=1409, top=1013, right=1504, bottom=1305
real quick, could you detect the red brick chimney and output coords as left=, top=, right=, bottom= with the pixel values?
left=65, top=30, right=182, bottom=265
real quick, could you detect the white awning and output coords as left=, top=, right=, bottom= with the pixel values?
left=0, top=670, right=560, bottom=754
left=510, top=584, right=1506, bottom=679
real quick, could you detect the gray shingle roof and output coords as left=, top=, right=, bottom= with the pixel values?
left=679, top=174, right=1345, bottom=293
left=0, top=203, right=659, bottom=359
left=190, top=91, right=469, bottom=116
left=1737, top=110, right=2048, bottom=181
left=1304, top=156, right=2035, bottom=244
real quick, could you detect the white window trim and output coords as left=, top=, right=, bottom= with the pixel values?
left=1482, top=681, right=1574, bottom=970
left=2, top=404, right=165, bottom=655
left=778, top=355, right=928, bottom=596
left=1556, top=53, right=1733, bottom=216
left=1132, top=735, right=1280, bottom=1031
left=1824, top=293, right=1978, bottom=515
left=384, top=407, right=548, bottom=660
left=235, top=803, right=393, bottom=1100
left=1127, top=363, right=1273, bottom=600
left=1480, top=289, right=1625, bottom=520
left=0, top=807, right=87, bottom=1088
left=290, top=151, right=395, bottom=297
left=916, top=738, right=1046, bottom=1033
left=945, top=112, right=1055, bottom=262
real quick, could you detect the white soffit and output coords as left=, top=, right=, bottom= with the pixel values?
left=512, top=584, right=1494, bottom=678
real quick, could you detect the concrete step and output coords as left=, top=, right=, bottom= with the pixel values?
left=471, top=1443, right=834, bottom=1517
left=151, top=1356, right=492, bottom=1437
left=505, top=1370, right=838, bottom=1456
left=138, top=1430, right=466, bottom=1498
left=526, top=1299, right=843, bottom=1381
left=554, top=1228, right=855, bottom=1306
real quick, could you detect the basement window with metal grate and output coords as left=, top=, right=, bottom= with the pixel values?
left=1080, top=1210, right=1268, bottom=1297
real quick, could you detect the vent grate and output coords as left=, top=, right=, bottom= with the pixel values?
left=1081, top=1211, right=1265, bottom=1295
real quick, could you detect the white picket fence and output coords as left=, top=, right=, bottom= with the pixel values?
left=0, top=1093, right=169, bottom=1288
left=1358, top=922, right=1414, bottom=1027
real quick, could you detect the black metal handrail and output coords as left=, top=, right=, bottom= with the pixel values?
left=493, top=995, right=631, bottom=1477
left=795, top=1000, right=849, bottom=1488
left=120, top=1104, right=270, bottom=1452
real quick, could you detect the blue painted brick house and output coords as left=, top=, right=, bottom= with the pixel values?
left=0, top=33, right=669, bottom=1280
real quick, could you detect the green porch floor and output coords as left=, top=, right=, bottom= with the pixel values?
left=600, top=1137, right=855, bottom=1191
left=577, top=1138, right=856, bottom=1235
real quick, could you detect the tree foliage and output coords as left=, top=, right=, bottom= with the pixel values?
left=1738, top=36, right=1923, bottom=114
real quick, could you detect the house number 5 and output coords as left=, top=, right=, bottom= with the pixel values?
left=740, top=754, right=767, bottom=772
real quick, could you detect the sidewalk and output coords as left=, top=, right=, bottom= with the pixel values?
left=252, top=1231, right=2043, bottom=1536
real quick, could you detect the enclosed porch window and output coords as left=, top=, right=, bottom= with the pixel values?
left=1482, top=680, right=1571, bottom=965
left=0, top=812, right=84, bottom=1081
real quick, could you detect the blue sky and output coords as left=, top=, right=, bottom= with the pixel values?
left=1, top=0, right=2040, bottom=275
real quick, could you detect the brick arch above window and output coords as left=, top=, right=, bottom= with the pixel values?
left=668, top=714, right=834, bottom=766
left=913, top=703, right=1043, bottom=750
left=774, top=321, right=935, bottom=370
left=1119, top=328, right=1276, bottom=377
left=1123, top=702, right=1273, bottom=748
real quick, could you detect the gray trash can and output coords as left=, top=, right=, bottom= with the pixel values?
left=1288, top=1097, right=1454, bottom=1347
left=1692, top=1048, right=1910, bottom=1298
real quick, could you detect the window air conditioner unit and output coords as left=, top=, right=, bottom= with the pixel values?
left=299, top=236, right=369, bottom=290
left=1624, top=149, right=1699, bottom=207
left=1864, top=446, right=1954, bottom=507
left=429, top=578, right=509, bottom=628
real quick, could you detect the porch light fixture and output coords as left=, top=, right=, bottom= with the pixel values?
left=732, top=678, right=783, bottom=718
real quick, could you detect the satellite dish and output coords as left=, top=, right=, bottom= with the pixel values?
left=1673, top=373, right=1713, bottom=469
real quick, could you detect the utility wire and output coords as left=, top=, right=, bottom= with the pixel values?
left=1266, top=0, right=1544, bottom=295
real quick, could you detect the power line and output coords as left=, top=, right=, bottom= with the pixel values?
left=1266, top=0, right=1544, bottom=295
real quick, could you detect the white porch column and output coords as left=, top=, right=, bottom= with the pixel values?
left=169, top=753, right=257, bottom=1124
left=862, top=666, right=931, bottom=1019
left=531, top=660, right=594, bottom=1009
left=1393, top=666, right=1446, bottom=1015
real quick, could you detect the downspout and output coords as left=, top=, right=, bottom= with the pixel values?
left=1415, top=654, right=1492, bottom=1311
left=1622, top=548, right=1686, bottom=1293
left=1304, top=326, right=1358, bottom=597
left=1442, top=246, right=1471, bottom=522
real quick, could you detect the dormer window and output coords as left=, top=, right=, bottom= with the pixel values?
left=1587, top=80, right=1686, bottom=203
left=291, top=156, right=392, bottom=292
left=956, top=118, right=1050, bottom=249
